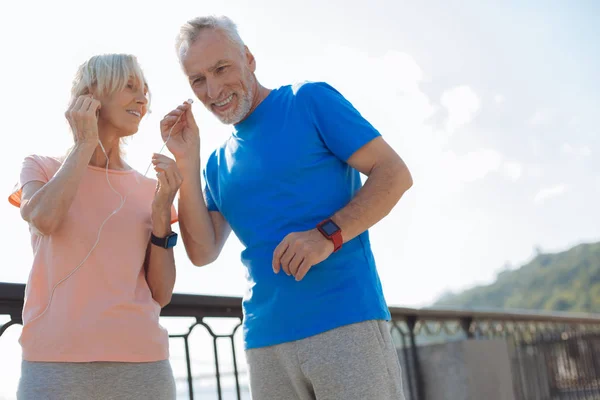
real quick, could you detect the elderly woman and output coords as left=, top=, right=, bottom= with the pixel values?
left=9, top=53, right=182, bottom=399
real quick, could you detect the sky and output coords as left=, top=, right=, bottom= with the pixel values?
left=0, top=0, right=599, bottom=397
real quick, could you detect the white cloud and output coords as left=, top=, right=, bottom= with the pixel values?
left=568, top=116, right=581, bottom=127
left=526, top=165, right=544, bottom=179
left=441, top=86, right=481, bottom=134
left=529, top=109, right=551, bottom=125
left=502, top=161, right=523, bottom=181
left=442, top=152, right=522, bottom=184
left=534, top=184, right=567, bottom=204
left=308, top=46, right=437, bottom=130
left=562, top=143, right=591, bottom=157
left=381, top=51, right=427, bottom=94
left=529, top=137, right=542, bottom=157
left=441, top=148, right=503, bottom=183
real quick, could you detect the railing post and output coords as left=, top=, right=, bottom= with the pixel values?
left=183, top=334, right=194, bottom=400
left=229, top=321, right=243, bottom=400
left=198, top=319, right=243, bottom=400
left=211, top=335, right=223, bottom=400
left=460, top=317, right=474, bottom=339
left=394, top=322, right=416, bottom=400
left=406, top=315, right=425, bottom=400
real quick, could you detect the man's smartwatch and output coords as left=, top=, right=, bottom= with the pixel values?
left=151, top=232, right=178, bottom=249
left=316, top=218, right=343, bottom=253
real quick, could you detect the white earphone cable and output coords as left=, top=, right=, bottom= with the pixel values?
left=27, top=102, right=190, bottom=324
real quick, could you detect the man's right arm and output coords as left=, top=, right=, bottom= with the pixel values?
left=177, top=158, right=231, bottom=266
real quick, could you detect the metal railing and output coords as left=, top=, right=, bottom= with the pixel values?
left=2, top=282, right=600, bottom=400
left=388, top=307, right=600, bottom=400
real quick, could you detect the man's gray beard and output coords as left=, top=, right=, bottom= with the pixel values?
left=218, top=85, right=255, bottom=125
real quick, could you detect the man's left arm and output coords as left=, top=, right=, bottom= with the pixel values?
left=273, top=137, right=412, bottom=280
left=331, top=136, right=412, bottom=244
left=273, top=83, right=413, bottom=281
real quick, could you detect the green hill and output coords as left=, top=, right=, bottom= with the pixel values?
left=433, top=241, right=600, bottom=313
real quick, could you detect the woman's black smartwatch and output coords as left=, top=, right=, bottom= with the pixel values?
left=150, top=232, right=178, bottom=249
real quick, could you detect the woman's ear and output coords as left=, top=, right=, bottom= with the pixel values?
left=85, top=84, right=101, bottom=98
left=87, top=88, right=102, bottom=117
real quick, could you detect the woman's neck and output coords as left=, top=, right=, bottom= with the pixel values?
left=88, top=134, right=127, bottom=170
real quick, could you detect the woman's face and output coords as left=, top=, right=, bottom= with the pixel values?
left=95, top=78, right=149, bottom=137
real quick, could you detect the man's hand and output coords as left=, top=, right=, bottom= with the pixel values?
left=160, top=100, right=200, bottom=161
left=272, top=229, right=334, bottom=281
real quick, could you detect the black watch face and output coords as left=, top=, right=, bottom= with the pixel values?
left=321, top=220, right=340, bottom=236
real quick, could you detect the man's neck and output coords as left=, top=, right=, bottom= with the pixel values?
left=246, top=84, right=271, bottom=119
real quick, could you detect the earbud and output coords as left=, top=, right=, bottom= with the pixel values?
left=186, top=98, right=194, bottom=104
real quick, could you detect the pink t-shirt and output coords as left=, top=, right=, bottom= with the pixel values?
left=9, top=154, right=177, bottom=362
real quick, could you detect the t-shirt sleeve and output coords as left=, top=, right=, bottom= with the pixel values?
left=299, top=82, right=381, bottom=162
left=8, top=155, right=52, bottom=208
left=203, top=169, right=219, bottom=212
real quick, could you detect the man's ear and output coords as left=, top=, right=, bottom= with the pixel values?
left=245, top=46, right=256, bottom=72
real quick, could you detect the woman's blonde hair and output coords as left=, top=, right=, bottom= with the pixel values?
left=69, top=53, right=151, bottom=109
left=67, top=54, right=150, bottom=151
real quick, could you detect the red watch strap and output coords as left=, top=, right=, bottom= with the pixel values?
left=331, top=230, right=343, bottom=252
left=317, top=219, right=343, bottom=253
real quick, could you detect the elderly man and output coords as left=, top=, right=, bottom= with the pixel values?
left=159, top=15, right=412, bottom=400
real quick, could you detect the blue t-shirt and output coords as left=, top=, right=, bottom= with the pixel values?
left=203, top=81, right=391, bottom=349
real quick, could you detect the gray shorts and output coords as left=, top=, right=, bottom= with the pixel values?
left=246, top=319, right=406, bottom=400
left=17, top=359, right=176, bottom=400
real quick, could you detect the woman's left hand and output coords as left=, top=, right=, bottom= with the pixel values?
left=151, top=153, right=183, bottom=213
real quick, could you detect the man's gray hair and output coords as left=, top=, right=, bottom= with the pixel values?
left=175, top=15, right=245, bottom=57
